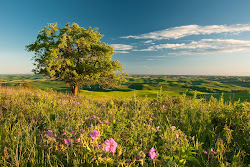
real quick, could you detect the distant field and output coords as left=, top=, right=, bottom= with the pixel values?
left=0, top=74, right=249, bottom=101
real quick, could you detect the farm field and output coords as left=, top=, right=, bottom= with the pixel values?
left=0, top=86, right=249, bottom=166
left=0, top=75, right=249, bottom=101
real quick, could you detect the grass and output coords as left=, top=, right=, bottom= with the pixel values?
left=0, top=86, right=249, bottom=166
left=0, top=75, right=249, bottom=101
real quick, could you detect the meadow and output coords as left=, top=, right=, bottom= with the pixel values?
left=0, top=75, right=250, bottom=101
left=0, top=83, right=249, bottom=166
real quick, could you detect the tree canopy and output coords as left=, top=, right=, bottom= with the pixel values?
left=26, top=23, right=126, bottom=95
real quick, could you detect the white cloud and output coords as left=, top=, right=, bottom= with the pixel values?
left=110, top=44, right=133, bottom=50
left=136, top=39, right=250, bottom=55
left=122, top=24, right=250, bottom=40
left=115, top=51, right=129, bottom=54
left=144, top=40, right=155, bottom=44
left=110, top=44, right=133, bottom=54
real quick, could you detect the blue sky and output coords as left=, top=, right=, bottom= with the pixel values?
left=1, top=0, right=250, bottom=75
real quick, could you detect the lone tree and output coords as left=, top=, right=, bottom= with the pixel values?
left=26, top=23, right=126, bottom=96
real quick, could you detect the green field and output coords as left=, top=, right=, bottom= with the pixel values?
left=0, top=86, right=249, bottom=166
left=1, top=75, right=249, bottom=101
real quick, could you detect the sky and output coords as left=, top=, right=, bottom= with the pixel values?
left=1, top=0, right=250, bottom=76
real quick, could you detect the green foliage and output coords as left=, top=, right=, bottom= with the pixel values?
left=0, top=87, right=249, bottom=166
left=26, top=23, right=126, bottom=90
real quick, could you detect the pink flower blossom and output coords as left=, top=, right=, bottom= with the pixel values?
left=203, top=149, right=208, bottom=154
left=149, top=147, right=158, bottom=159
left=211, top=148, right=217, bottom=154
left=104, top=138, right=118, bottom=153
left=104, top=120, right=109, bottom=125
left=89, top=130, right=100, bottom=139
left=62, top=130, right=67, bottom=135
left=151, top=113, right=155, bottom=119
left=170, top=126, right=176, bottom=131
left=64, top=139, right=70, bottom=146
left=176, top=134, right=181, bottom=140
left=46, top=130, right=52, bottom=136
left=76, top=138, right=80, bottom=143
left=80, top=128, right=85, bottom=133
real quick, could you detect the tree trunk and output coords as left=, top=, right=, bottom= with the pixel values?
left=71, top=85, right=78, bottom=96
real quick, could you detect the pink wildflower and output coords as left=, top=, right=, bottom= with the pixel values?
left=149, top=147, right=158, bottom=159
left=89, top=130, right=100, bottom=139
left=151, top=113, right=155, bottom=119
left=80, top=128, right=85, bottom=133
left=176, top=134, right=181, bottom=140
left=46, top=130, right=52, bottom=136
left=170, top=126, right=176, bottom=131
left=104, top=120, right=109, bottom=125
left=203, top=149, right=208, bottom=154
left=76, top=138, right=80, bottom=143
left=104, top=138, right=118, bottom=153
left=64, top=139, right=69, bottom=146
left=62, top=130, right=67, bottom=135
left=211, top=148, right=217, bottom=154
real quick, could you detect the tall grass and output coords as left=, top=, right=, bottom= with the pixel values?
left=0, top=87, right=249, bottom=166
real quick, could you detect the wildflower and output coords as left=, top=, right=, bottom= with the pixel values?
left=31, top=119, right=35, bottom=123
left=104, top=138, right=118, bottom=153
left=148, top=147, right=158, bottom=159
left=76, top=138, right=80, bottom=143
left=136, top=156, right=141, bottom=160
left=98, top=120, right=103, bottom=124
left=191, top=136, right=195, bottom=141
left=64, top=139, right=70, bottom=146
left=170, top=126, right=176, bottom=131
left=87, top=124, right=92, bottom=127
left=62, top=130, right=67, bottom=135
left=176, top=134, right=181, bottom=140
left=96, top=117, right=100, bottom=120
left=151, top=113, right=155, bottom=119
left=46, top=130, right=52, bottom=136
left=211, top=148, right=217, bottom=154
left=71, top=130, right=74, bottom=134
left=203, top=149, right=208, bottom=154
left=80, top=128, right=85, bottom=133
left=89, top=130, right=100, bottom=139
left=94, top=144, right=102, bottom=149
left=180, top=120, right=182, bottom=123
left=91, top=115, right=96, bottom=119
left=104, top=120, right=109, bottom=125
left=156, top=126, right=160, bottom=130
left=174, top=118, right=177, bottom=121
left=91, top=157, right=96, bottom=161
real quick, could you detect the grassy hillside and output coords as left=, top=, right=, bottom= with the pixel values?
left=0, top=87, right=249, bottom=166
left=0, top=75, right=249, bottom=101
